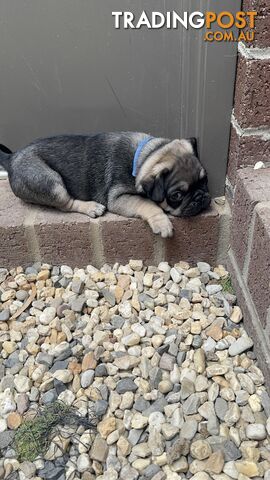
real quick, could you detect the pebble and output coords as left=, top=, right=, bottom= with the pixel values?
left=39, top=307, right=56, bottom=325
left=122, top=333, right=141, bottom=346
left=116, top=378, right=138, bottom=394
left=161, top=424, right=179, bottom=440
left=98, top=417, right=117, bottom=440
left=158, top=262, right=170, bottom=272
left=190, top=440, right=212, bottom=460
left=36, top=352, right=54, bottom=367
left=215, top=397, right=228, bottom=421
left=183, top=394, right=200, bottom=415
left=119, top=301, right=132, bottom=318
left=159, top=353, right=175, bottom=371
left=195, top=375, right=208, bottom=392
left=16, top=393, right=29, bottom=414
left=228, top=336, right=254, bottom=356
left=0, top=430, right=15, bottom=449
left=206, top=285, right=222, bottom=295
left=71, top=295, right=86, bottom=312
left=235, top=460, right=261, bottom=477
left=190, top=474, right=210, bottom=480
left=236, top=390, right=249, bottom=406
left=180, top=378, right=195, bottom=400
left=90, top=436, right=108, bottom=462
left=149, top=412, right=166, bottom=430
left=197, top=262, right=211, bottom=273
left=81, top=370, right=95, bottom=388
left=222, top=440, right=242, bottom=461
left=238, top=373, right=255, bottom=394
left=77, top=453, right=91, bottom=472
left=131, top=413, right=148, bottom=429
left=170, top=268, right=182, bottom=283
left=132, top=442, right=151, bottom=458
left=246, top=423, right=267, bottom=440
left=129, top=260, right=143, bottom=271
left=159, top=380, right=173, bottom=394
left=143, top=464, right=161, bottom=479
left=248, top=393, right=261, bottom=412
left=203, top=337, right=216, bottom=353
left=180, top=420, right=198, bottom=440
left=0, top=310, right=10, bottom=322
left=0, top=260, right=269, bottom=479
left=7, top=412, right=22, bottom=429
left=224, top=403, right=240, bottom=426
left=223, top=461, right=238, bottom=479
left=167, top=437, right=190, bottom=464
left=53, top=370, right=73, bottom=383
left=96, top=400, right=109, bottom=417
left=205, top=451, right=224, bottom=474
left=194, top=349, right=206, bottom=373
left=42, top=390, right=57, bottom=404
left=14, top=375, right=32, bottom=393
left=207, top=415, right=219, bottom=435
left=20, top=461, right=37, bottom=478
left=120, top=465, right=139, bottom=480
left=206, top=365, right=229, bottom=377
left=230, top=306, right=243, bottom=324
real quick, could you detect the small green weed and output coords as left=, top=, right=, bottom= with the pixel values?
left=219, top=275, right=234, bottom=295
left=14, top=401, right=96, bottom=462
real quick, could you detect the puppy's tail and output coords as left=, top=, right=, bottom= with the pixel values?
left=0, top=144, right=12, bottom=171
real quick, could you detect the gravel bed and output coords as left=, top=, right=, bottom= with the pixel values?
left=0, top=261, right=270, bottom=480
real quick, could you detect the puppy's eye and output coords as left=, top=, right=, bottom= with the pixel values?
left=169, top=191, right=183, bottom=202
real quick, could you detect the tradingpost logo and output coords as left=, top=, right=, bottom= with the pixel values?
left=204, top=11, right=257, bottom=42
left=112, top=11, right=257, bottom=42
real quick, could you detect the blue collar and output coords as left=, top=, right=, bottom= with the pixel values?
left=132, top=136, right=153, bottom=177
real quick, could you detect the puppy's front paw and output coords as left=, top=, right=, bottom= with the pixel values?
left=86, top=201, right=106, bottom=218
left=148, top=213, right=173, bottom=238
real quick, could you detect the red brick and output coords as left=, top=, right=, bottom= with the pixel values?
left=0, top=181, right=222, bottom=269
left=33, top=209, right=94, bottom=268
left=227, top=252, right=270, bottom=388
left=165, top=207, right=219, bottom=265
left=227, top=125, right=270, bottom=185
left=242, top=0, right=269, bottom=16
left=244, top=14, right=270, bottom=48
left=242, top=1, right=270, bottom=47
left=0, top=181, right=32, bottom=268
left=246, top=203, right=270, bottom=327
left=234, top=56, right=270, bottom=128
left=100, top=214, right=155, bottom=265
left=231, top=168, right=270, bottom=271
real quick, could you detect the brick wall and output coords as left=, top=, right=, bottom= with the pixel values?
left=227, top=3, right=270, bottom=383
left=227, top=0, right=270, bottom=189
left=0, top=181, right=228, bottom=269
left=228, top=168, right=270, bottom=385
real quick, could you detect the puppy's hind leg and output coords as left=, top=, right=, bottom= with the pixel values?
left=48, top=183, right=106, bottom=217
left=42, top=184, right=106, bottom=218
left=10, top=156, right=106, bottom=218
left=63, top=197, right=106, bottom=218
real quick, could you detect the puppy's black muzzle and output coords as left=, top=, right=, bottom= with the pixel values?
left=181, top=191, right=211, bottom=217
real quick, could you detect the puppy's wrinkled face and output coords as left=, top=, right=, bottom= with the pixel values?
left=141, top=137, right=211, bottom=217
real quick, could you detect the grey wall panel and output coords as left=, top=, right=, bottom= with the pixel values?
left=0, top=0, right=241, bottom=195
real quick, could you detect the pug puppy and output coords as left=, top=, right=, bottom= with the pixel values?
left=0, top=132, right=211, bottom=238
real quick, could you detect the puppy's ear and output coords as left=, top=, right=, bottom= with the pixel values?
left=142, top=169, right=169, bottom=203
left=187, top=137, right=199, bottom=157
left=199, top=167, right=207, bottom=180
